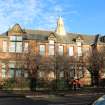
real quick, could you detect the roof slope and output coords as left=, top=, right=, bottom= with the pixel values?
left=25, top=29, right=95, bottom=44
left=0, top=29, right=102, bottom=45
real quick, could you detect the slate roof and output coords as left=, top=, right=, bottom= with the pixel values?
left=25, top=29, right=50, bottom=41
left=25, top=29, right=96, bottom=44
left=0, top=28, right=103, bottom=45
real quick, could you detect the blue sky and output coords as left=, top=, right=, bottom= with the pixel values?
left=0, top=0, right=105, bottom=35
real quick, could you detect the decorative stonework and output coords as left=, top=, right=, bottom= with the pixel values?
left=8, top=23, right=25, bottom=36
left=48, top=33, right=56, bottom=41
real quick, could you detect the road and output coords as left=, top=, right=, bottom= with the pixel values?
left=0, top=93, right=103, bottom=105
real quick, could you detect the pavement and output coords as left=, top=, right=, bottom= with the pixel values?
left=0, top=88, right=104, bottom=105
left=0, top=87, right=104, bottom=98
left=0, top=90, right=25, bottom=98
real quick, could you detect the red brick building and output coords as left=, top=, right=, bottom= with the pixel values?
left=0, top=17, right=104, bottom=86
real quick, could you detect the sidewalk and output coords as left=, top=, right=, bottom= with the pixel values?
left=0, top=90, right=25, bottom=98
left=0, top=87, right=104, bottom=98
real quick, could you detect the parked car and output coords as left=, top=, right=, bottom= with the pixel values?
left=92, top=95, right=105, bottom=105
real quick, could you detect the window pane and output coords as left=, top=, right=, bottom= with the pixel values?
left=16, top=42, right=22, bottom=52
left=10, top=69, right=14, bottom=78
left=3, top=41, right=7, bottom=52
left=78, top=47, right=82, bottom=56
left=24, top=42, right=28, bottom=52
left=1, top=63, right=6, bottom=78
left=9, top=63, right=15, bottom=68
left=78, top=69, right=83, bottom=78
left=49, top=45, right=54, bottom=55
left=16, top=69, right=21, bottom=77
left=60, top=71, right=64, bottom=78
left=10, top=36, right=16, bottom=41
left=24, top=71, right=28, bottom=78
left=2, top=63, right=6, bottom=68
left=76, top=42, right=81, bottom=46
left=40, top=45, right=45, bottom=55
left=16, top=36, right=22, bottom=41
left=2, top=69, right=6, bottom=78
left=59, top=45, right=63, bottom=55
left=9, top=63, right=15, bottom=78
left=38, top=71, right=44, bottom=78
left=48, top=71, right=55, bottom=80
left=49, top=40, right=54, bottom=44
left=70, top=70, right=75, bottom=78
left=69, top=47, right=73, bottom=56
left=9, top=42, right=16, bottom=52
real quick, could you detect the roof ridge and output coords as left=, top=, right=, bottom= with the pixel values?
left=25, top=29, right=53, bottom=32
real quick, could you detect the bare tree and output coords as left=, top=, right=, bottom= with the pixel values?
left=48, top=54, right=76, bottom=90
left=88, top=45, right=105, bottom=87
left=22, top=45, right=41, bottom=91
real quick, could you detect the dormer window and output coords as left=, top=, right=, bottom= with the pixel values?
left=48, top=40, right=54, bottom=56
left=76, top=41, right=82, bottom=46
left=49, top=40, right=54, bottom=44
left=76, top=36, right=83, bottom=56
left=48, top=33, right=56, bottom=56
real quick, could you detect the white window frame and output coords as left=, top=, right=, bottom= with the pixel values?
left=58, top=45, right=63, bottom=55
left=2, top=41, right=7, bottom=52
left=10, top=36, right=16, bottom=41
left=9, top=63, right=15, bottom=78
left=16, top=42, right=22, bottom=52
left=16, top=36, right=22, bottom=41
left=69, top=47, right=74, bottom=56
left=9, top=36, right=23, bottom=53
left=76, top=41, right=82, bottom=46
left=39, top=45, right=45, bottom=55
left=9, top=42, right=16, bottom=52
left=24, top=42, right=28, bottom=52
left=77, top=46, right=82, bottom=56
left=48, top=45, right=54, bottom=55
left=16, top=69, right=22, bottom=77
left=59, top=71, right=64, bottom=78
left=38, top=71, right=44, bottom=78
left=1, top=63, right=6, bottom=78
left=49, top=40, right=54, bottom=44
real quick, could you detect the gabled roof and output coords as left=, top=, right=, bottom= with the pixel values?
left=0, top=28, right=103, bottom=45
left=9, top=24, right=25, bottom=34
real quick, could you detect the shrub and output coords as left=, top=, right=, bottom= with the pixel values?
left=2, top=78, right=30, bottom=90
left=2, top=78, right=15, bottom=90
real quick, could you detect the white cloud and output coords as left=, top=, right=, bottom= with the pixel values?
left=0, top=0, right=78, bottom=33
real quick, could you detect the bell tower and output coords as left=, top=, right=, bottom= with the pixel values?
left=55, top=16, right=66, bottom=36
